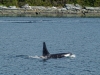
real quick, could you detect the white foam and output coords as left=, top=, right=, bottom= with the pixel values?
left=40, top=56, right=48, bottom=59
left=70, top=54, right=76, bottom=58
left=29, top=55, right=40, bottom=59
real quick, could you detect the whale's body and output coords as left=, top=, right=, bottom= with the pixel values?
left=40, top=42, right=75, bottom=59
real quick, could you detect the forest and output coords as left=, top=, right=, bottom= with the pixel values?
left=0, top=0, right=100, bottom=7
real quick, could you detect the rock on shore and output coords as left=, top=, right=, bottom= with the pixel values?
left=0, top=4, right=100, bottom=17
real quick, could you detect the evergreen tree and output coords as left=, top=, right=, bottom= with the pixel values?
left=0, top=0, right=100, bottom=7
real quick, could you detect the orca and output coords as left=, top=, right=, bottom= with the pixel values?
left=40, top=42, right=75, bottom=59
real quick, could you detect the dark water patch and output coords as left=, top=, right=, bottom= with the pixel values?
left=16, top=55, right=31, bottom=59
left=0, top=20, right=38, bottom=23
left=0, top=19, right=53, bottom=23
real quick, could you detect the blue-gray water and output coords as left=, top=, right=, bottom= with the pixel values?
left=0, top=17, right=100, bottom=75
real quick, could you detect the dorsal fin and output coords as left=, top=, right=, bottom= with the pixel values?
left=43, top=42, right=50, bottom=56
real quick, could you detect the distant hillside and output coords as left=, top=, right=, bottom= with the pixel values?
left=0, top=0, right=100, bottom=7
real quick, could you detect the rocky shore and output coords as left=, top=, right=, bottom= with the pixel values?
left=0, top=4, right=100, bottom=17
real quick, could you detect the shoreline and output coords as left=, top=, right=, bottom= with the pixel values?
left=0, top=6, right=100, bottom=17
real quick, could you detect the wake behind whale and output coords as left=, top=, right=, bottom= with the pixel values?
left=16, top=55, right=41, bottom=59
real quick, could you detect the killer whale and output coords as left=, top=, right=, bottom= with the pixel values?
left=40, top=42, right=75, bottom=59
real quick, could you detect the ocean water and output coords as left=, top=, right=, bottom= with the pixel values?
left=0, top=17, right=100, bottom=75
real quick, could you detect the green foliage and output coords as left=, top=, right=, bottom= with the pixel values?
left=0, top=0, right=100, bottom=7
left=0, top=0, right=18, bottom=6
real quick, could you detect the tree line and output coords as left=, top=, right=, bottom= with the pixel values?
left=0, top=0, right=100, bottom=7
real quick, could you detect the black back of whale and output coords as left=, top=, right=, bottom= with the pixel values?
left=43, top=42, right=72, bottom=59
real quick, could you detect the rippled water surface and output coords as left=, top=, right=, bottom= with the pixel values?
left=0, top=17, right=100, bottom=75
